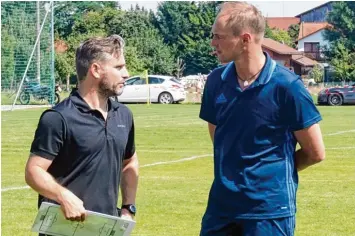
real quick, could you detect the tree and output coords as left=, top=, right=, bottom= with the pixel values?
left=1, top=26, right=16, bottom=90
left=1, top=2, right=48, bottom=89
left=308, top=64, right=324, bottom=83
left=124, top=46, right=145, bottom=75
left=270, top=29, right=294, bottom=47
left=264, top=23, right=273, bottom=38
left=329, top=41, right=355, bottom=82
left=54, top=6, right=108, bottom=85
left=265, top=23, right=295, bottom=48
left=265, top=24, right=294, bottom=47
left=175, top=57, right=186, bottom=78
left=55, top=52, right=74, bottom=91
left=287, top=23, right=300, bottom=48
left=106, top=8, right=176, bottom=75
left=323, top=1, right=355, bottom=81
left=155, top=1, right=218, bottom=75
left=54, top=2, right=117, bottom=39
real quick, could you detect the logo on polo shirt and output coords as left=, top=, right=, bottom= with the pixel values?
left=117, top=124, right=126, bottom=128
left=216, top=93, right=227, bottom=104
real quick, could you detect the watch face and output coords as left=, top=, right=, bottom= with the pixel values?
left=129, top=205, right=136, bottom=213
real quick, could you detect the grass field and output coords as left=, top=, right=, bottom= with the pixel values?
left=1, top=104, right=355, bottom=236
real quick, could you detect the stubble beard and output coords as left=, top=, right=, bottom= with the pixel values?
left=98, top=75, right=124, bottom=98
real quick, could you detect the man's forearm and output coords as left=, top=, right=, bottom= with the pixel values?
left=295, top=148, right=323, bottom=172
left=120, top=155, right=139, bottom=205
left=25, top=166, right=67, bottom=204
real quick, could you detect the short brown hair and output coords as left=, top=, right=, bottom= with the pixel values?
left=218, top=2, right=265, bottom=40
left=75, top=35, right=125, bottom=81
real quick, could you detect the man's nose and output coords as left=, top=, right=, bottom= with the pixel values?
left=210, top=38, right=217, bottom=47
left=121, top=67, right=129, bottom=80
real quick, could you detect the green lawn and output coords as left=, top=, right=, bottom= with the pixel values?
left=2, top=104, right=355, bottom=235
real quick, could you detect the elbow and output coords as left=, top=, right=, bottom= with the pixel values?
left=24, top=163, right=38, bottom=187
left=123, top=154, right=139, bottom=176
left=312, top=149, right=326, bottom=163
left=318, top=152, right=326, bottom=162
left=130, top=153, right=139, bottom=172
left=24, top=166, right=32, bottom=186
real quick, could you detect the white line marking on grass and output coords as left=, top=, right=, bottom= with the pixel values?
left=325, top=129, right=355, bottom=136
left=135, top=113, right=198, bottom=119
left=326, top=147, right=355, bottom=150
left=1, top=186, right=30, bottom=192
left=1, top=154, right=212, bottom=192
left=139, top=149, right=205, bottom=153
left=141, top=121, right=204, bottom=128
left=140, top=154, right=212, bottom=168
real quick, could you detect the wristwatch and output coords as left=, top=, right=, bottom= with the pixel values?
left=121, top=204, right=136, bottom=216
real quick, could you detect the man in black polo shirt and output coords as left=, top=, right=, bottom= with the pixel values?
left=25, top=35, right=138, bottom=234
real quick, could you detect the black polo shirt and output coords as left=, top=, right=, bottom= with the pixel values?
left=30, top=90, right=135, bottom=216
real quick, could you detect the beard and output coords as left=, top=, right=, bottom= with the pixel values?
left=98, top=74, right=124, bottom=98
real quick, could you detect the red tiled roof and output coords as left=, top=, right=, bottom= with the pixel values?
left=291, top=55, right=318, bottom=66
left=298, top=22, right=330, bottom=40
left=266, top=17, right=300, bottom=31
left=262, top=38, right=302, bottom=55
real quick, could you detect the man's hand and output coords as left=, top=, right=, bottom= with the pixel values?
left=58, top=188, right=87, bottom=222
left=120, top=208, right=134, bottom=220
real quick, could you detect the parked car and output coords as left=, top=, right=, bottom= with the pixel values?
left=115, top=75, right=186, bottom=104
left=317, top=84, right=355, bottom=106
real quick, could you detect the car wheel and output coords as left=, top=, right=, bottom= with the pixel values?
left=19, top=91, right=30, bottom=105
left=54, top=93, right=61, bottom=105
left=328, top=94, right=343, bottom=106
left=158, top=92, right=173, bottom=104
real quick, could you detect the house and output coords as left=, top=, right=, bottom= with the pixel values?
left=291, top=54, right=319, bottom=76
left=262, top=38, right=318, bottom=76
left=296, top=1, right=334, bottom=22
left=297, top=22, right=330, bottom=61
left=266, top=17, right=300, bottom=31
left=294, top=2, right=335, bottom=62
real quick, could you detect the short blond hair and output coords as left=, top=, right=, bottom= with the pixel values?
left=218, top=2, right=265, bottom=40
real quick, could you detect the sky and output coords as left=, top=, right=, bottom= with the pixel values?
left=119, top=1, right=328, bottom=17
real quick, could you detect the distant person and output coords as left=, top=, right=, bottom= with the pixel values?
left=199, top=2, right=325, bottom=235
left=25, top=35, right=139, bottom=236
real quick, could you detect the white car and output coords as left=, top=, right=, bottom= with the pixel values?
left=115, top=75, right=186, bottom=104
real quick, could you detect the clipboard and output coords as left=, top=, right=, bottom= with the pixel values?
left=31, top=202, right=136, bottom=236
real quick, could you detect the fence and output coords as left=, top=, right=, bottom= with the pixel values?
left=1, top=1, right=55, bottom=109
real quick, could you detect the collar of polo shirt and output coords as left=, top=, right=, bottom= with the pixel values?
left=220, top=52, right=276, bottom=89
left=69, top=89, right=120, bottom=113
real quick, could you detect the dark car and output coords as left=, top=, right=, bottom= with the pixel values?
left=318, top=84, right=355, bottom=106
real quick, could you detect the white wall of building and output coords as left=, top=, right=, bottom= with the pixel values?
left=297, top=29, right=329, bottom=51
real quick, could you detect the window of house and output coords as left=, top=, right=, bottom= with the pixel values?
left=304, top=42, right=320, bottom=52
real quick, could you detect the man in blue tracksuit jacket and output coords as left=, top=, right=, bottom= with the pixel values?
left=199, top=2, right=325, bottom=235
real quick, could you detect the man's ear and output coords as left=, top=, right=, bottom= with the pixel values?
left=89, top=63, right=101, bottom=79
left=241, top=33, right=252, bottom=44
